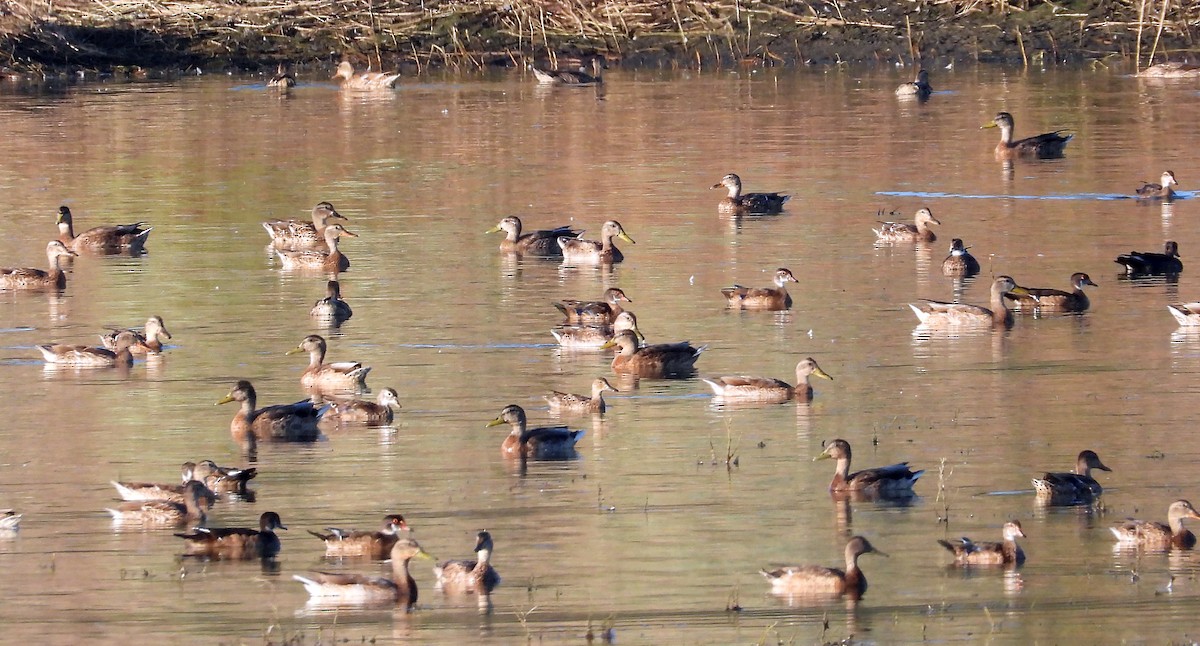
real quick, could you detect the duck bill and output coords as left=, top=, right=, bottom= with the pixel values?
left=415, top=548, right=436, bottom=561
left=484, top=225, right=502, bottom=234
left=617, top=232, right=636, bottom=244
left=813, top=367, right=834, bottom=381
left=215, top=395, right=235, bottom=405
left=871, top=548, right=890, bottom=557
left=710, top=183, right=724, bottom=190
left=599, top=339, right=617, bottom=350
left=485, top=418, right=506, bottom=428
left=1095, top=462, right=1112, bottom=472
left=339, top=229, right=359, bottom=238
left=981, top=122, right=998, bottom=129
left=632, top=328, right=646, bottom=343
left=161, top=328, right=173, bottom=340
left=813, top=452, right=832, bottom=462
left=1006, top=286, right=1032, bottom=297
left=285, top=346, right=305, bottom=356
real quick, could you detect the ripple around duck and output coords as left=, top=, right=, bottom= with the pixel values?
left=878, top=190, right=1194, bottom=201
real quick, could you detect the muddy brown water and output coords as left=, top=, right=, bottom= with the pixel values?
left=1, top=67, right=1199, bottom=644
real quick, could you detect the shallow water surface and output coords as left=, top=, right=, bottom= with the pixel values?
left=1, top=67, right=1200, bottom=644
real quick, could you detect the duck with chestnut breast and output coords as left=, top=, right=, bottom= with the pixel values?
left=111, top=462, right=216, bottom=505
left=175, top=511, right=286, bottom=559
left=192, top=459, right=257, bottom=495
left=1005, top=273, right=1097, bottom=313
left=558, top=220, right=634, bottom=265
left=816, top=439, right=923, bottom=496
left=910, top=276, right=1030, bottom=329
left=286, top=334, right=371, bottom=393
left=711, top=173, right=790, bottom=215
left=263, top=202, right=346, bottom=251
left=1111, top=500, right=1200, bottom=549
left=274, top=223, right=357, bottom=273
left=551, top=310, right=643, bottom=349
left=1116, top=241, right=1183, bottom=275
left=1032, top=450, right=1111, bottom=502
left=722, top=268, right=798, bottom=310
left=874, top=208, right=940, bottom=243
left=1136, top=171, right=1178, bottom=200
left=702, top=358, right=832, bottom=403
left=486, top=216, right=581, bottom=257
left=1167, top=302, right=1200, bottom=327
left=546, top=377, right=619, bottom=415
left=308, top=514, right=410, bottom=559
left=37, top=330, right=138, bottom=367
left=761, top=536, right=885, bottom=600
left=600, top=330, right=705, bottom=378
left=55, top=205, right=151, bottom=254
left=435, top=530, right=500, bottom=594
left=941, top=239, right=980, bottom=277
left=216, top=380, right=327, bottom=442
left=531, top=57, right=604, bottom=85
left=0, top=240, right=77, bottom=291
left=486, top=404, right=584, bottom=460
left=101, top=315, right=172, bottom=355
left=982, top=111, right=1072, bottom=160
left=327, top=388, right=401, bottom=425
left=105, top=480, right=211, bottom=527
left=310, top=280, right=353, bottom=323
left=895, top=69, right=932, bottom=98
left=295, top=537, right=432, bottom=608
left=938, top=521, right=1027, bottom=566
left=333, top=61, right=401, bottom=90
left=554, top=287, right=632, bottom=325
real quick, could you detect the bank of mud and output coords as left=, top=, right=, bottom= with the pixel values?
left=0, top=0, right=1196, bottom=76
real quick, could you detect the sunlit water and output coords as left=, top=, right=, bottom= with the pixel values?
left=1, top=67, right=1200, bottom=644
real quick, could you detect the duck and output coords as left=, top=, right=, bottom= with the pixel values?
left=262, top=202, right=346, bottom=251
left=267, top=63, right=296, bottom=89
left=711, top=173, right=790, bottom=215
left=1031, top=449, right=1111, bottom=502
left=938, top=521, right=1027, bottom=566
left=546, top=378, right=619, bottom=415
left=486, top=216, right=581, bottom=257
left=308, top=514, right=410, bottom=558
left=530, top=57, right=604, bottom=85
left=486, top=404, right=584, bottom=460
left=0, top=509, right=20, bottom=532
left=873, top=208, right=940, bottom=243
left=1111, top=500, right=1200, bottom=549
left=37, top=330, right=138, bottom=367
left=0, top=240, right=77, bottom=291
left=909, top=276, right=1030, bottom=329
left=1116, top=241, right=1183, bottom=275
left=310, top=280, right=353, bottom=323
left=895, top=69, right=932, bottom=98
left=273, top=223, right=357, bottom=273
left=701, top=358, right=832, bottom=403
left=434, top=530, right=501, bottom=594
left=600, top=330, right=704, bottom=378
left=982, top=111, right=1072, bottom=160
left=815, top=439, right=923, bottom=496
left=192, top=459, right=258, bottom=495
left=1139, top=61, right=1200, bottom=77
left=100, top=315, right=172, bottom=355
left=1005, top=273, right=1096, bottom=312
left=550, top=310, right=642, bottom=349
left=940, top=239, right=980, bottom=277
left=558, top=220, right=634, bottom=265
left=327, top=388, right=401, bottom=425
left=286, top=334, right=371, bottom=392
left=761, top=536, right=885, bottom=600
left=55, top=205, right=151, bottom=254
left=1136, top=171, right=1178, bottom=200
left=333, top=61, right=401, bottom=90
left=105, top=480, right=211, bottom=527
left=111, top=462, right=216, bottom=505
left=175, top=511, right=287, bottom=559
left=216, top=380, right=327, bottom=442
left=721, top=268, right=798, bottom=310
left=1168, top=302, right=1200, bottom=327
left=554, top=287, right=632, bottom=325
left=294, top=537, right=432, bottom=608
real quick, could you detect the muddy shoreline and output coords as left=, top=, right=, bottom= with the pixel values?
left=1, top=1, right=1197, bottom=76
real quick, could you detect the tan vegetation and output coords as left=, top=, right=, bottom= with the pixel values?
left=0, top=0, right=1197, bottom=72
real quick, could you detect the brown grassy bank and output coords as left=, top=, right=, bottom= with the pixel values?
left=1, top=0, right=1198, bottom=74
